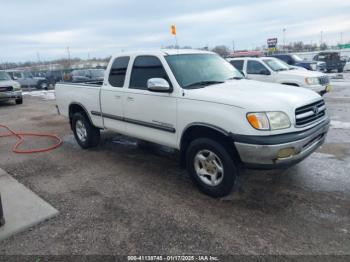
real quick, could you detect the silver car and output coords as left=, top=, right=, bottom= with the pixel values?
left=7, top=70, right=48, bottom=89
left=0, top=71, right=22, bottom=104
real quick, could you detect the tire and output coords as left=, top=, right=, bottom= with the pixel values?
left=338, top=68, right=343, bottom=73
left=72, top=112, right=100, bottom=149
left=37, top=81, right=48, bottom=90
left=15, top=98, right=23, bottom=104
left=186, top=138, right=237, bottom=198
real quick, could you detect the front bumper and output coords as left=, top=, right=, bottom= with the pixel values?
left=0, top=91, right=22, bottom=101
left=232, top=119, right=330, bottom=169
left=308, top=84, right=329, bottom=94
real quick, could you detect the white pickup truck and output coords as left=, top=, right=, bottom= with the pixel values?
left=227, top=57, right=331, bottom=95
left=56, top=49, right=330, bottom=197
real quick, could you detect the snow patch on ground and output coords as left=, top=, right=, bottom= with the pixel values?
left=331, top=120, right=350, bottom=129
left=23, top=90, right=55, bottom=100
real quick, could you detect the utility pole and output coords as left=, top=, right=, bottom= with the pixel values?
left=36, top=52, right=41, bottom=65
left=232, top=40, right=235, bottom=52
left=283, top=28, right=286, bottom=52
left=340, top=32, right=343, bottom=45
left=66, top=46, right=71, bottom=68
left=320, top=31, right=323, bottom=46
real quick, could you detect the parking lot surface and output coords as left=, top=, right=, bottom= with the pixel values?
left=0, top=77, right=349, bottom=255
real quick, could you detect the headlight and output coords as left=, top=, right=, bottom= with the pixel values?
left=13, top=82, right=21, bottom=90
left=305, top=77, right=319, bottom=85
left=247, top=112, right=291, bottom=130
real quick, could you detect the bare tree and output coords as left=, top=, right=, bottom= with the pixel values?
left=211, top=45, right=230, bottom=57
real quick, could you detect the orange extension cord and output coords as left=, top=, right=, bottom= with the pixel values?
left=0, top=124, right=62, bottom=154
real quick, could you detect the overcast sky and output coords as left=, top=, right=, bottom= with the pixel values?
left=1, top=0, right=350, bottom=62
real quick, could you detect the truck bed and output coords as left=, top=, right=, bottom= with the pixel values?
left=55, top=81, right=104, bottom=128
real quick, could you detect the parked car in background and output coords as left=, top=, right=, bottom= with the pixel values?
left=343, top=57, right=350, bottom=72
left=0, top=71, right=22, bottom=104
left=228, top=57, right=331, bottom=95
left=70, top=69, right=105, bottom=83
left=270, top=54, right=326, bottom=72
left=313, top=52, right=346, bottom=72
left=56, top=49, right=330, bottom=197
left=45, top=70, right=64, bottom=86
left=6, top=70, right=48, bottom=89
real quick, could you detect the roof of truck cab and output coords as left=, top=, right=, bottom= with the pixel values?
left=112, top=49, right=213, bottom=57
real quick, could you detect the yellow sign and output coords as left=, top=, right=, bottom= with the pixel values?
left=171, top=25, right=176, bottom=35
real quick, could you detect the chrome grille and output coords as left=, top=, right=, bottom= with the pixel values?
left=0, top=86, right=13, bottom=92
left=318, top=76, right=330, bottom=86
left=295, top=100, right=326, bottom=127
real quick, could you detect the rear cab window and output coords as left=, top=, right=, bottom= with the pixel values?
left=230, top=60, right=244, bottom=71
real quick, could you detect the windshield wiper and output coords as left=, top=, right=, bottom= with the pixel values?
left=184, top=80, right=224, bottom=89
left=227, top=77, right=243, bottom=80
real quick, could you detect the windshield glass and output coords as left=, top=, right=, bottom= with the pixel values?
left=165, top=54, right=243, bottom=88
left=0, top=71, right=11, bottom=81
left=90, top=69, right=105, bottom=77
left=291, top=54, right=303, bottom=62
left=263, top=58, right=290, bottom=71
left=23, top=72, right=33, bottom=78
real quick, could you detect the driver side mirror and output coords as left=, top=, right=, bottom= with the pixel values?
left=259, top=69, right=271, bottom=75
left=147, top=78, right=172, bottom=93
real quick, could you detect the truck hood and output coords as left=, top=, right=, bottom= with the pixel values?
left=297, top=61, right=316, bottom=65
left=0, top=80, right=19, bottom=87
left=184, top=79, right=321, bottom=111
left=277, top=69, right=324, bottom=78
left=34, top=77, right=46, bottom=81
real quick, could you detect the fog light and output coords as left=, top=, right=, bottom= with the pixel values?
left=277, top=147, right=296, bottom=159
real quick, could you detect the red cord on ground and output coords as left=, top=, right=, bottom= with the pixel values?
left=0, top=124, right=62, bottom=154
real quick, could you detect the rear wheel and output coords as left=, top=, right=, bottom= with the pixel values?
left=338, top=68, right=343, bottom=73
left=72, top=112, right=100, bottom=149
left=186, top=138, right=237, bottom=197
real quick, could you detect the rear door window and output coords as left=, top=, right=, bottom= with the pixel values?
left=109, top=56, right=130, bottom=87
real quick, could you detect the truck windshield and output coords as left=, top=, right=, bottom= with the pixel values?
left=165, top=54, right=243, bottom=89
left=263, top=58, right=290, bottom=71
left=0, top=71, right=11, bottom=81
left=23, top=72, right=33, bottom=78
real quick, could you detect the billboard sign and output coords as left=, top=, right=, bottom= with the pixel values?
left=267, top=38, right=278, bottom=48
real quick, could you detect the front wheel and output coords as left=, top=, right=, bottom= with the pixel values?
left=72, top=112, right=100, bottom=149
left=338, top=68, right=343, bottom=73
left=15, top=98, right=23, bottom=104
left=186, top=138, right=237, bottom=198
left=37, top=81, right=48, bottom=90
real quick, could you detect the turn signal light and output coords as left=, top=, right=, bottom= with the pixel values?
left=277, top=148, right=296, bottom=159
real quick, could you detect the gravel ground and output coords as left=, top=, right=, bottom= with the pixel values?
left=0, top=77, right=349, bottom=257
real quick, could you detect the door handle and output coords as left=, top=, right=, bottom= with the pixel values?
left=127, top=96, right=134, bottom=101
left=114, top=95, right=121, bottom=99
